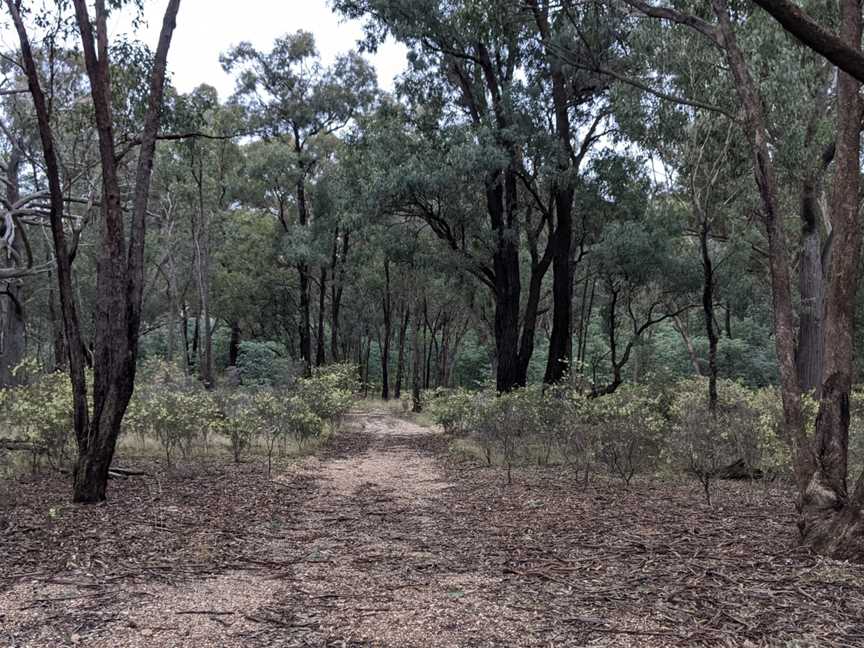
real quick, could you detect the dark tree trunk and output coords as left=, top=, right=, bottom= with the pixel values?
left=9, top=0, right=181, bottom=502
left=576, top=275, right=596, bottom=369
left=48, top=280, right=67, bottom=371
left=488, top=167, right=529, bottom=392
left=295, top=157, right=312, bottom=377
left=192, top=309, right=200, bottom=368
left=699, top=218, right=718, bottom=413
left=394, top=303, right=409, bottom=398
left=424, top=302, right=436, bottom=390
left=362, top=331, right=371, bottom=397
left=228, top=320, right=241, bottom=367
left=316, top=265, right=327, bottom=366
left=411, top=304, right=423, bottom=412
left=298, top=262, right=311, bottom=375
left=192, top=159, right=213, bottom=388
left=796, top=134, right=833, bottom=397
left=181, top=301, right=192, bottom=371
left=725, top=302, right=733, bottom=339
left=380, top=258, right=392, bottom=400
left=330, top=229, right=348, bottom=363
left=532, top=1, right=575, bottom=385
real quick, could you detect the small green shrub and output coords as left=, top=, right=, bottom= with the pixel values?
left=428, top=387, right=476, bottom=436
left=0, top=363, right=75, bottom=470
left=593, top=384, right=664, bottom=487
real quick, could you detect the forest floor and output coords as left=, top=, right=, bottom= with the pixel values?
left=2, top=410, right=864, bottom=647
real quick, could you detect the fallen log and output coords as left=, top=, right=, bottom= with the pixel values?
left=109, top=467, right=152, bottom=477
left=713, top=458, right=763, bottom=480
left=0, top=438, right=45, bottom=454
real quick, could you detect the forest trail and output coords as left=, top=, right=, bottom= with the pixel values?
left=3, top=410, right=864, bottom=647
left=1, top=411, right=545, bottom=647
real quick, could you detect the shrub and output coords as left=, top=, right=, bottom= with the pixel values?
left=0, top=364, right=75, bottom=470
left=428, top=387, right=476, bottom=436
left=243, top=389, right=324, bottom=475
left=124, top=360, right=222, bottom=464
left=666, top=378, right=793, bottom=504
left=296, top=364, right=355, bottom=431
left=235, top=340, right=299, bottom=386
left=218, top=391, right=257, bottom=463
left=594, top=385, right=664, bottom=487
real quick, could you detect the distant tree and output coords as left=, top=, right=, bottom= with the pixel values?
left=222, top=31, right=377, bottom=376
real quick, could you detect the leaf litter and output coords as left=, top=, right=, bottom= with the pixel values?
left=1, top=410, right=863, bottom=647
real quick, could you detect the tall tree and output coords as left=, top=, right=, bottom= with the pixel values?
left=222, top=32, right=377, bottom=376
left=6, top=0, right=182, bottom=502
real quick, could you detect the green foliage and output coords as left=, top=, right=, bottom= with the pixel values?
left=121, top=360, right=358, bottom=471
left=236, top=341, right=298, bottom=386
left=296, top=363, right=357, bottom=430
left=428, top=374, right=799, bottom=493
left=593, top=384, right=665, bottom=487
left=428, top=387, right=476, bottom=436
left=124, top=360, right=223, bottom=464
left=0, top=361, right=75, bottom=469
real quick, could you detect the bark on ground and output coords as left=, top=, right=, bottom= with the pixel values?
left=2, top=410, right=864, bottom=647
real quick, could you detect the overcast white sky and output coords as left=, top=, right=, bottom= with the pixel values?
left=114, top=0, right=407, bottom=97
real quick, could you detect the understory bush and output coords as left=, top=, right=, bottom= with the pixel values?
left=430, top=377, right=796, bottom=493
left=121, top=359, right=356, bottom=470
left=0, top=361, right=76, bottom=471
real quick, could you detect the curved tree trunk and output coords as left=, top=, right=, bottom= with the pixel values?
left=0, top=147, right=26, bottom=387
left=699, top=217, right=718, bottom=413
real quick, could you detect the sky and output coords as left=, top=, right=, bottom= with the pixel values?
left=114, top=0, right=408, bottom=98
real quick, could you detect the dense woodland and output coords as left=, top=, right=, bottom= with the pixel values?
left=4, top=0, right=864, bottom=597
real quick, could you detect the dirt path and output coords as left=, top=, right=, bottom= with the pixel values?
left=3, top=410, right=864, bottom=647
left=1, top=411, right=530, bottom=647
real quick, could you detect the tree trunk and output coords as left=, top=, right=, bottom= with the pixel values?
left=193, top=175, right=213, bottom=388
left=316, top=265, right=327, bottom=366
left=394, top=303, right=409, bottom=398
left=380, top=259, right=392, bottom=400
left=534, top=1, right=575, bottom=385
left=296, top=157, right=312, bottom=377
left=798, top=0, right=863, bottom=560
left=699, top=217, right=718, bottom=413
left=228, top=320, right=241, bottom=367
left=48, top=279, right=67, bottom=371
left=362, top=331, right=371, bottom=397
left=165, top=248, right=179, bottom=363
left=711, top=0, right=809, bottom=484
left=330, top=229, right=348, bottom=363
left=411, top=304, right=423, bottom=412
left=0, top=147, right=26, bottom=386
left=796, top=137, right=832, bottom=396
left=487, top=165, right=529, bottom=392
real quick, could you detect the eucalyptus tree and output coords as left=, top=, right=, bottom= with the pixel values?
left=336, top=0, right=560, bottom=391
left=221, top=31, right=377, bottom=375
left=585, top=154, right=696, bottom=395
left=159, top=85, right=243, bottom=386
left=522, top=0, right=616, bottom=384
left=0, top=40, right=102, bottom=383
left=624, top=0, right=864, bottom=559
left=6, top=0, right=181, bottom=502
